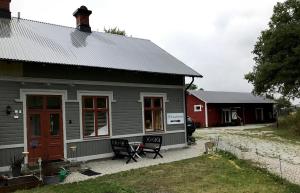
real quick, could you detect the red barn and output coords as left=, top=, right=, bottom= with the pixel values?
left=187, top=91, right=276, bottom=128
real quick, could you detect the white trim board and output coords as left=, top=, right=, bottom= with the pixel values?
left=205, top=102, right=208, bottom=128
left=66, top=130, right=186, bottom=143
left=0, top=144, right=24, bottom=150
left=20, top=89, right=68, bottom=164
left=0, top=76, right=184, bottom=89
left=68, top=152, right=114, bottom=162
left=161, top=143, right=187, bottom=150
left=0, top=166, right=10, bottom=173
left=139, top=92, right=168, bottom=134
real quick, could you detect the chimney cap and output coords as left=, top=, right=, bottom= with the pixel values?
left=73, top=5, right=92, bottom=17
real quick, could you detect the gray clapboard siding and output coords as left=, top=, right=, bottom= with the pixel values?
left=162, top=132, right=186, bottom=146
left=0, top=81, right=23, bottom=145
left=0, top=80, right=185, bottom=147
left=65, top=102, right=81, bottom=140
left=0, top=147, right=23, bottom=167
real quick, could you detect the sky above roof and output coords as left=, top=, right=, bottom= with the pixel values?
left=11, top=0, right=283, bottom=92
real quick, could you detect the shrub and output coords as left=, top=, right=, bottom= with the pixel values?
left=278, top=110, right=300, bottom=135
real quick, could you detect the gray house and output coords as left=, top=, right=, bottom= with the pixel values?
left=0, top=2, right=201, bottom=171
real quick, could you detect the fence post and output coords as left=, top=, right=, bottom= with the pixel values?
left=255, top=148, right=259, bottom=163
left=279, top=155, right=283, bottom=182
left=216, top=136, right=220, bottom=152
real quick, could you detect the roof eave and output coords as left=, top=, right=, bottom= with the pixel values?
left=0, top=58, right=202, bottom=78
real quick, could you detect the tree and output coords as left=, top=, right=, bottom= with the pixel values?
left=185, top=83, right=198, bottom=90
left=275, top=97, right=292, bottom=110
left=104, top=27, right=126, bottom=36
left=245, top=0, right=300, bottom=99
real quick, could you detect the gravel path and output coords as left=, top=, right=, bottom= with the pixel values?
left=64, top=141, right=205, bottom=183
left=195, top=124, right=300, bottom=185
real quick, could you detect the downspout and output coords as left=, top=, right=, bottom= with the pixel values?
left=184, top=76, right=195, bottom=120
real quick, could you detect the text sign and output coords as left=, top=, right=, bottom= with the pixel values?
left=167, top=113, right=184, bottom=125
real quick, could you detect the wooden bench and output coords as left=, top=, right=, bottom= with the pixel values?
left=110, top=139, right=137, bottom=164
left=141, top=135, right=163, bottom=159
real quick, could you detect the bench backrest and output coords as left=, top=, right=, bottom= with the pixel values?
left=142, top=135, right=162, bottom=149
left=111, top=138, right=130, bottom=152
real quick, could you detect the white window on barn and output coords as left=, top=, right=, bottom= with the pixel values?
left=194, top=105, right=203, bottom=112
left=82, top=96, right=109, bottom=137
left=143, top=97, right=165, bottom=132
left=231, top=110, right=238, bottom=120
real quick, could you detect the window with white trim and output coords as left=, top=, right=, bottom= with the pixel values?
left=194, top=105, right=203, bottom=112
left=82, top=96, right=109, bottom=137
left=143, top=97, right=164, bottom=132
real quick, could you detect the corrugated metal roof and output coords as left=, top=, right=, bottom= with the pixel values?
left=0, top=17, right=201, bottom=77
left=189, top=90, right=275, bottom=104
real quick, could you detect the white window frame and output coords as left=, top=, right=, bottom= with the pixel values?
left=222, top=109, right=231, bottom=123
left=139, top=92, right=167, bottom=134
left=194, top=104, right=203, bottom=112
left=77, top=91, right=114, bottom=139
left=255, top=108, right=264, bottom=121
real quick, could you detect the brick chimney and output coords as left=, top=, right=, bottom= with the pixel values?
left=0, top=0, right=11, bottom=19
left=73, top=6, right=92, bottom=33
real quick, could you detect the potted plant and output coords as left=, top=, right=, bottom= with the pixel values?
left=10, top=155, right=24, bottom=177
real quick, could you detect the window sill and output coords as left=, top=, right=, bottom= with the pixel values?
left=145, top=130, right=165, bottom=134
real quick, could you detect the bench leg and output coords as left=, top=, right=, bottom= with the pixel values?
left=126, top=154, right=137, bottom=164
left=153, top=150, right=163, bottom=159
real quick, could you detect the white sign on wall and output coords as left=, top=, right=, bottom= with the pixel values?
left=167, top=113, right=184, bottom=125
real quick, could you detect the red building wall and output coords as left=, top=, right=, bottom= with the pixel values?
left=207, top=104, right=222, bottom=127
left=186, top=94, right=206, bottom=127
left=187, top=94, right=275, bottom=127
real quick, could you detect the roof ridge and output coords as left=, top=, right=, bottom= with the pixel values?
left=10, top=17, right=151, bottom=41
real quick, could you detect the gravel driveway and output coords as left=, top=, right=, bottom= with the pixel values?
left=195, top=124, right=300, bottom=185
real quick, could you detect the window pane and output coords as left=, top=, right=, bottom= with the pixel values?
left=30, top=114, right=41, bottom=136
left=97, top=112, right=108, bottom=135
left=97, top=98, right=107, bottom=109
left=83, top=97, right=93, bottom=109
left=50, top=114, right=60, bottom=135
left=27, top=96, right=43, bottom=109
left=84, top=111, right=95, bottom=136
left=144, top=98, right=151, bottom=108
left=153, top=98, right=162, bottom=108
left=144, top=110, right=152, bottom=130
left=47, top=96, right=61, bottom=109
left=231, top=111, right=237, bottom=120
left=153, top=110, right=163, bottom=130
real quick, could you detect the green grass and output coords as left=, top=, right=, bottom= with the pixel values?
left=16, top=152, right=300, bottom=193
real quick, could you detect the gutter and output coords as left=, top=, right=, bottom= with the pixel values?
left=184, top=76, right=195, bottom=121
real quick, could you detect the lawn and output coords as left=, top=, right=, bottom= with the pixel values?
left=16, top=152, right=300, bottom=193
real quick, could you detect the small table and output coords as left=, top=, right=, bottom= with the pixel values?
left=129, top=141, right=143, bottom=159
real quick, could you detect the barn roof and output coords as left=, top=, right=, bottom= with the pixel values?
left=0, top=17, right=201, bottom=77
left=189, top=90, right=275, bottom=104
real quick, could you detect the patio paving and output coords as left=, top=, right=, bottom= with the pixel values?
left=64, top=141, right=205, bottom=183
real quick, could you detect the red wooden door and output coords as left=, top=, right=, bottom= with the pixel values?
left=45, top=112, right=63, bottom=161
left=27, top=95, right=63, bottom=163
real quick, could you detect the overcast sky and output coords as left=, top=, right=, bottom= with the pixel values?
left=11, top=0, right=283, bottom=92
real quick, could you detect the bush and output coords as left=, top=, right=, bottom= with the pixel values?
left=278, top=110, right=300, bottom=135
